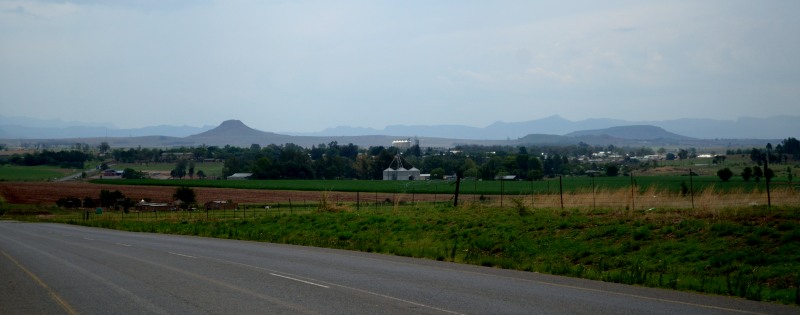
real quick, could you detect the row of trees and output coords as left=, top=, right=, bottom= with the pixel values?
left=726, top=138, right=800, bottom=164
left=156, top=142, right=630, bottom=180
left=2, top=150, right=93, bottom=168
left=716, top=140, right=798, bottom=182
left=716, top=166, right=780, bottom=182
left=107, top=140, right=800, bottom=181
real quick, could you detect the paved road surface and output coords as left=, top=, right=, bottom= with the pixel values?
left=1, top=222, right=796, bottom=314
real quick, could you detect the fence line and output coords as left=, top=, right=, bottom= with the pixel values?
left=74, top=184, right=799, bottom=223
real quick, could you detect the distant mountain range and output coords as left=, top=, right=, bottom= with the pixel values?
left=0, top=115, right=793, bottom=149
left=0, top=119, right=782, bottom=150
left=0, top=115, right=214, bottom=139
left=291, top=115, right=798, bottom=140
left=2, top=114, right=796, bottom=141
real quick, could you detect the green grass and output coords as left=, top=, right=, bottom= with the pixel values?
left=0, top=165, right=79, bottom=181
left=90, top=175, right=789, bottom=195
left=10, top=203, right=799, bottom=305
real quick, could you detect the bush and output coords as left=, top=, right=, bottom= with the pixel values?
left=717, top=168, right=733, bottom=182
left=741, top=167, right=752, bottom=181
left=56, top=197, right=82, bottom=208
left=122, top=168, right=146, bottom=179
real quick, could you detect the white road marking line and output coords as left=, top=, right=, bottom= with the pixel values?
left=269, top=273, right=329, bottom=288
left=115, top=243, right=132, bottom=247
left=197, top=254, right=463, bottom=314
left=83, top=237, right=94, bottom=240
left=168, top=252, right=196, bottom=258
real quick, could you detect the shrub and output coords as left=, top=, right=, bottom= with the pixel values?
left=717, top=168, right=733, bottom=182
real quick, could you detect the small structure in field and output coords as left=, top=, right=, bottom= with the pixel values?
left=204, top=200, right=238, bottom=211
left=135, top=200, right=173, bottom=212
left=227, top=173, right=252, bottom=180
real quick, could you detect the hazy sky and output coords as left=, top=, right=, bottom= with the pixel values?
left=1, top=1, right=798, bottom=132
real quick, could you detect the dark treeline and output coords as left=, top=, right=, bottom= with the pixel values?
left=108, top=140, right=799, bottom=181
left=4, top=137, right=796, bottom=181
left=107, top=141, right=655, bottom=180
left=727, top=137, right=800, bottom=165
left=2, top=150, right=93, bottom=168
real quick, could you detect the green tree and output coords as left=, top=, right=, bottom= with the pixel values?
left=463, top=167, right=479, bottom=178
left=717, top=168, right=733, bottom=182
left=677, top=149, right=689, bottom=160
left=99, top=190, right=125, bottom=208
left=765, top=167, right=775, bottom=182
left=251, top=157, right=275, bottom=179
left=196, top=170, right=207, bottom=179
left=122, top=168, right=146, bottom=179
left=605, top=164, right=619, bottom=177
left=430, top=168, right=445, bottom=180
left=172, top=159, right=188, bottom=179
left=740, top=166, right=753, bottom=182
left=781, top=137, right=799, bottom=159
left=120, top=197, right=135, bottom=213
left=222, top=157, right=243, bottom=177
left=98, top=142, right=110, bottom=154
left=173, top=186, right=196, bottom=209
left=753, top=166, right=763, bottom=182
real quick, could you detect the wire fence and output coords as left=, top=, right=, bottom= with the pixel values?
left=70, top=180, right=798, bottom=223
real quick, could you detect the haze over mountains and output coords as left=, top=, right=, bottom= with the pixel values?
left=0, top=115, right=794, bottom=149
left=1, top=115, right=796, bottom=141
left=293, top=115, right=798, bottom=140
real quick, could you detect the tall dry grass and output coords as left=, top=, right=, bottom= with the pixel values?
left=462, top=186, right=798, bottom=214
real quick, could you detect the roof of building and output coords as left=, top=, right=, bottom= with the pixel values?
left=227, top=173, right=253, bottom=179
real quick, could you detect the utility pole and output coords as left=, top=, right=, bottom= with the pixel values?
left=765, top=144, right=772, bottom=208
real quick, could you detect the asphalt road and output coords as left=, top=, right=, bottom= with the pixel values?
left=0, top=222, right=796, bottom=315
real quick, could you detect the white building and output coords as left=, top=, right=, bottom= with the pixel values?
left=392, top=139, right=412, bottom=149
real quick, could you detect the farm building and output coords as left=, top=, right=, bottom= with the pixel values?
left=392, top=139, right=412, bottom=149
left=135, top=201, right=174, bottom=212
left=382, top=155, right=421, bottom=180
left=227, top=173, right=253, bottom=180
left=102, top=170, right=124, bottom=177
left=391, top=137, right=420, bottom=150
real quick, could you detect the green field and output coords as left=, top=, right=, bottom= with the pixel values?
left=0, top=165, right=79, bottom=181
left=5, top=203, right=799, bottom=305
left=91, top=174, right=790, bottom=195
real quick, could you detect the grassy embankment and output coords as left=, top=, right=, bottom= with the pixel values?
left=4, top=198, right=799, bottom=305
